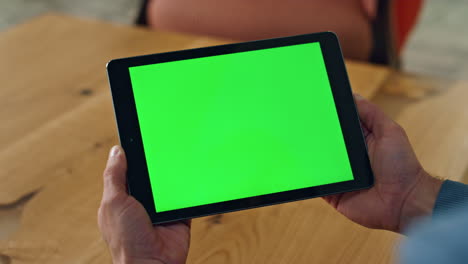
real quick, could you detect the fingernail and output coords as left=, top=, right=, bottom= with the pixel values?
left=110, top=146, right=120, bottom=157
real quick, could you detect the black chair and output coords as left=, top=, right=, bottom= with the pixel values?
left=369, top=0, right=400, bottom=68
left=136, top=0, right=150, bottom=26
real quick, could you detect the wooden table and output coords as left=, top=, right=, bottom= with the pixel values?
left=1, top=13, right=468, bottom=264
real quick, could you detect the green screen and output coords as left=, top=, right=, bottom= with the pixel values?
left=129, top=42, right=353, bottom=212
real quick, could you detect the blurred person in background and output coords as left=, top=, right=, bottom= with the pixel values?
left=136, top=0, right=423, bottom=65
left=136, top=0, right=377, bottom=60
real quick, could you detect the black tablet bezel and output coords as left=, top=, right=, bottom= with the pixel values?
left=107, top=32, right=374, bottom=224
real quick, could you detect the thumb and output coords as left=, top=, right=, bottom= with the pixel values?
left=102, top=145, right=128, bottom=198
left=354, top=94, right=394, bottom=138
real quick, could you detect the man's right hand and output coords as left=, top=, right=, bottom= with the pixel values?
left=324, top=95, right=443, bottom=233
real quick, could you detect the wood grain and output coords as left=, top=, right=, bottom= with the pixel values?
left=188, top=201, right=398, bottom=264
left=4, top=13, right=459, bottom=264
left=0, top=13, right=230, bottom=205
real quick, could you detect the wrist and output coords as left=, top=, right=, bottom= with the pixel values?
left=399, top=170, right=443, bottom=232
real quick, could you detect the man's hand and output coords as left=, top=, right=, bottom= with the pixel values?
left=98, top=146, right=190, bottom=264
left=324, top=95, right=443, bottom=233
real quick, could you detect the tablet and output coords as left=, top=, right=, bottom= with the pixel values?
left=107, top=32, right=374, bottom=224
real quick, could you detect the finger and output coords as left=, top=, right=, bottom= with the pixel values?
left=322, top=194, right=342, bottom=209
left=102, top=145, right=128, bottom=199
left=354, top=94, right=394, bottom=138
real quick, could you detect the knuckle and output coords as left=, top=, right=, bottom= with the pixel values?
left=100, top=192, right=126, bottom=211
left=388, top=121, right=405, bottom=135
left=103, top=173, right=115, bottom=187
left=103, top=172, right=124, bottom=191
left=103, top=167, right=114, bottom=180
left=102, top=168, right=125, bottom=191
